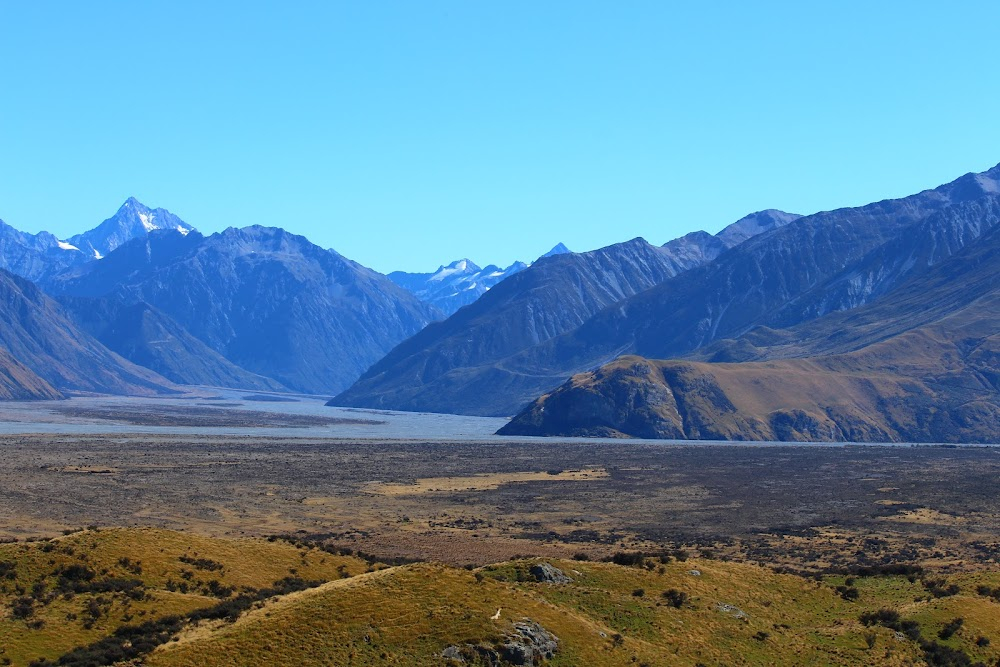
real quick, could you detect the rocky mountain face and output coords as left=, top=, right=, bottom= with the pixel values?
left=66, top=197, right=195, bottom=260
left=0, top=269, right=178, bottom=397
left=57, top=295, right=287, bottom=392
left=388, top=243, right=572, bottom=316
left=48, top=226, right=441, bottom=394
left=533, top=165, right=1000, bottom=373
left=501, top=220, right=1000, bottom=443
left=660, top=210, right=802, bottom=268
left=332, top=210, right=798, bottom=415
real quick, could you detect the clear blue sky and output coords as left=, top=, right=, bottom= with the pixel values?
left=1, top=2, right=998, bottom=273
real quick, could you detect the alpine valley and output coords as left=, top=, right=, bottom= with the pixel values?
left=0, top=164, right=997, bottom=443
left=336, top=163, right=1000, bottom=444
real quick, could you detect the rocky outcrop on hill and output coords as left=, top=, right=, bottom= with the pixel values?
left=442, top=619, right=559, bottom=665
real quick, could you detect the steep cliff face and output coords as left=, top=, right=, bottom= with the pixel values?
left=49, top=226, right=440, bottom=394
left=0, top=219, right=87, bottom=283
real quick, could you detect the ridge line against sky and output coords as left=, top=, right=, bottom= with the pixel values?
left=1, top=2, right=998, bottom=273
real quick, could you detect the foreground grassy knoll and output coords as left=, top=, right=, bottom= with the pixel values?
left=5, top=529, right=1000, bottom=666
left=0, top=528, right=373, bottom=666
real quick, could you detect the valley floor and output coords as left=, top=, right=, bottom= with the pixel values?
left=2, top=397, right=1000, bottom=665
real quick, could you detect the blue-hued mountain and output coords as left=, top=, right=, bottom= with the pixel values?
left=0, top=198, right=196, bottom=284
left=389, top=259, right=527, bottom=316
left=387, top=244, right=571, bottom=316
left=495, top=163, right=1000, bottom=430
left=338, top=164, right=1000, bottom=419
left=501, top=216, right=1000, bottom=443
left=0, top=219, right=87, bottom=283
left=332, top=211, right=797, bottom=415
left=0, top=269, right=178, bottom=397
left=66, top=197, right=196, bottom=260
left=57, top=294, right=288, bottom=392
left=47, top=226, right=441, bottom=394
left=540, top=242, right=571, bottom=258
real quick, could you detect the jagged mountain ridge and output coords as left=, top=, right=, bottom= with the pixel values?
left=0, top=219, right=87, bottom=283
left=482, top=164, right=1000, bottom=415
left=501, top=221, right=1000, bottom=443
left=388, top=243, right=571, bottom=316
left=336, top=163, right=1000, bottom=417
left=48, top=226, right=442, bottom=394
left=332, top=210, right=797, bottom=414
left=388, top=258, right=528, bottom=316
left=0, top=198, right=196, bottom=285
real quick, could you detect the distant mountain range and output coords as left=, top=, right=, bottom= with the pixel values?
left=387, top=243, right=570, bottom=315
left=332, top=210, right=798, bottom=415
left=0, top=198, right=196, bottom=284
left=0, top=199, right=440, bottom=397
left=47, top=225, right=440, bottom=394
left=335, top=164, right=1000, bottom=446
left=501, top=219, right=1000, bottom=442
left=0, top=163, right=997, bottom=445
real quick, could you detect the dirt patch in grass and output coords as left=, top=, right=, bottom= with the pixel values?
left=364, top=468, right=609, bottom=496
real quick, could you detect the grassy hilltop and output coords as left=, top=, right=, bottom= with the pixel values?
left=2, top=529, right=1000, bottom=666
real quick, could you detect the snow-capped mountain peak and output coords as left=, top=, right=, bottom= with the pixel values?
left=66, top=198, right=196, bottom=259
left=389, top=257, right=529, bottom=316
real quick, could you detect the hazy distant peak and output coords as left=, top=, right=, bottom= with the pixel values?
left=67, top=199, right=196, bottom=259
left=716, top=209, right=802, bottom=246
left=926, top=161, right=1000, bottom=205
left=540, top=242, right=571, bottom=259
left=118, top=196, right=147, bottom=211
left=431, top=258, right=480, bottom=279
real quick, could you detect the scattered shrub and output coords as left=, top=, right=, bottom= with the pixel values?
left=662, top=589, right=688, bottom=608
left=938, top=617, right=963, bottom=640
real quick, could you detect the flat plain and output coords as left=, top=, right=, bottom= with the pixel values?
left=2, top=394, right=999, bottom=571
left=4, top=395, right=1000, bottom=666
